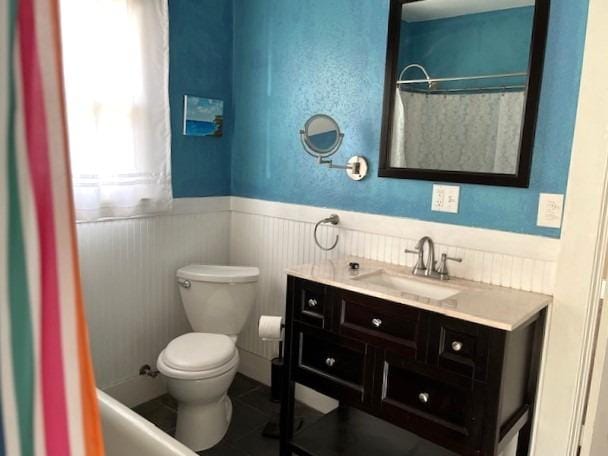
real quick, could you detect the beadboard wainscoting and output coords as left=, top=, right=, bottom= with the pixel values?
left=76, top=198, right=231, bottom=406
left=229, top=197, right=560, bottom=363
left=78, top=196, right=560, bottom=409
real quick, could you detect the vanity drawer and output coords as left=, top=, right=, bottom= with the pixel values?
left=293, top=278, right=330, bottom=329
left=295, top=324, right=372, bottom=405
left=378, top=352, right=482, bottom=451
left=336, top=289, right=426, bottom=359
left=428, top=315, right=491, bottom=382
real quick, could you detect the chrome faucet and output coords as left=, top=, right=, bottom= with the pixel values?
left=406, top=236, right=435, bottom=277
left=405, top=236, right=462, bottom=281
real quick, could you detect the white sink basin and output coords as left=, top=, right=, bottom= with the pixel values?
left=352, top=269, right=461, bottom=301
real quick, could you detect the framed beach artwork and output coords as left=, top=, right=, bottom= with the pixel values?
left=183, top=95, right=224, bottom=137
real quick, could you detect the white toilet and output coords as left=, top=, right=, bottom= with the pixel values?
left=157, top=265, right=259, bottom=451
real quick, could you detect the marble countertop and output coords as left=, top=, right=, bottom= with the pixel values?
left=286, top=257, right=551, bottom=331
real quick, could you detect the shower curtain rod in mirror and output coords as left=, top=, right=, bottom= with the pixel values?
left=401, top=84, right=527, bottom=94
left=397, top=71, right=528, bottom=85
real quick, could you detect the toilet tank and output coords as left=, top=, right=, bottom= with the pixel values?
left=176, top=265, right=259, bottom=336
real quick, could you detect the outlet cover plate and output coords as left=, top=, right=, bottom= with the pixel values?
left=432, top=184, right=460, bottom=214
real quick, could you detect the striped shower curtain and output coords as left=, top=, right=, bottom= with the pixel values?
left=1, top=0, right=104, bottom=455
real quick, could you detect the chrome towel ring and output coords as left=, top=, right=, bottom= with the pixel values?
left=314, top=214, right=340, bottom=251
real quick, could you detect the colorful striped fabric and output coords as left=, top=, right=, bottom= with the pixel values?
left=1, top=0, right=104, bottom=455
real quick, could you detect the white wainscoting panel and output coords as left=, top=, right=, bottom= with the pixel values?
left=229, top=198, right=560, bottom=361
left=76, top=208, right=230, bottom=393
left=77, top=196, right=559, bottom=411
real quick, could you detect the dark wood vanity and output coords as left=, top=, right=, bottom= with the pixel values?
left=280, top=275, right=547, bottom=456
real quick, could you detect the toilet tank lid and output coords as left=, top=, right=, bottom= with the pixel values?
left=177, top=265, right=260, bottom=283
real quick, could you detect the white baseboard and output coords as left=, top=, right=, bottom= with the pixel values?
left=236, top=348, right=338, bottom=414
left=237, top=348, right=272, bottom=386
left=102, top=375, right=167, bottom=408
left=101, top=349, right=338, bottom=414
left=294, top=384, right=339, bottom=414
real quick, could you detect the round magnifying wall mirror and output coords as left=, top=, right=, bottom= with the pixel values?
left=299, top=113, right=368, bottom=181
left=301, top=114, right=343, bottom=158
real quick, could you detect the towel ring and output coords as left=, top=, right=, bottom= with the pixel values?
left=314, top=214, right=340, bottom=251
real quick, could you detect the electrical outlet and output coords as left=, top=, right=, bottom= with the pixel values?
left=537, top=193, right=564, bottom=228
left=432, top=184, right=460, bottom=214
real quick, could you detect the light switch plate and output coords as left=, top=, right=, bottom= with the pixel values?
left=537, top=193, right=564, bottom=228
left=432, top=184, right=460, bottom=214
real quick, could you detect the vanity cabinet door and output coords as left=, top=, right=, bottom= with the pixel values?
left=335, top=289, right=428, bottom=360
left=294, top=323, right=374, bottom=407
left=376, top=351, right=484, bottom=455
left=428, top=315, right=491, bottom=382
left=293, top=278, right=332, bottom=329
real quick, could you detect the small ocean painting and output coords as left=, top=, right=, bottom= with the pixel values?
left=183, top=96, right=224, bottom=137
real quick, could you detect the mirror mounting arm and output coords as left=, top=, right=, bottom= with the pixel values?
left=317, top=156, right=358, bottom=172
left=299, top=125, right=368, bottom=181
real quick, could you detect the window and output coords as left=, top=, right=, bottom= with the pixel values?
left=60, top=0, right=171, bottom=221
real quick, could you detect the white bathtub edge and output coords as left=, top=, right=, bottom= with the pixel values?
left=98, top=389, right=196, bottom=456
left=102, top=374, right=168, bottom=408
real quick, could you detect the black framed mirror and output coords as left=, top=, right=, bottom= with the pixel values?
left=378, top=0, right=550, bottom=188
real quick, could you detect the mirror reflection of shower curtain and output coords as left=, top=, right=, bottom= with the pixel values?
left=390, top=90, right=526, bottom=174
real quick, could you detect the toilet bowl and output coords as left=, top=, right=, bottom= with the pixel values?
left=157, top=333, right=239, bottom=450
left=157, top=265, right=259, bottom=452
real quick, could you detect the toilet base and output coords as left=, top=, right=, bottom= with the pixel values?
left=175, top=394, right=233, bottom=452
left=158, top=342, right=240, bottom=452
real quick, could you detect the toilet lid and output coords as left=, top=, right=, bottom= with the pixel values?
left=161, top=333, right=236, bottom=372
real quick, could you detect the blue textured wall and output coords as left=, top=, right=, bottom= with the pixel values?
left=230, top=0, right=588, bottom=238
left=399, top=7, right=534, bottom=89
left=169, top=0, right=233, bottom=197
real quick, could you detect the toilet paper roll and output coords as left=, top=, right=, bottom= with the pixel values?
left=258, top=315, right=283, bottom=341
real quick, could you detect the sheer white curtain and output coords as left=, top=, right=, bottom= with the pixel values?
left=60, top=0, right=171, bottom=221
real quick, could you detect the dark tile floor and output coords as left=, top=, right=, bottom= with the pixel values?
left=132, top=374, right=323, bottom=456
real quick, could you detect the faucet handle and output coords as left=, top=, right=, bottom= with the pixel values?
left=405, top=248, right=426, bottom=273
left=436, top=253, right=462, bottom=280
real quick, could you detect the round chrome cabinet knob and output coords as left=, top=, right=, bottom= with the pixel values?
left=308, top=298, right=318, bottom=308
left=418, top=392, right=429, bottom=404
left=451, top=341, right=463, bottom=352
left=325, top=357, right=336, bottom=367
left=372, top=318, right=383, bottom=328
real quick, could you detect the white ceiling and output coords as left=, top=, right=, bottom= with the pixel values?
left=403, top=0, right=535, bottom=22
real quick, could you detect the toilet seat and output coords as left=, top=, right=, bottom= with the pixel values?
left=157, top=333, right=239, bottom=380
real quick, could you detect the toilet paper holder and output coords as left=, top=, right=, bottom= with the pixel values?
left=258, top=315, right=285, bottom=341
left=259, top=316, right=286, bottom=405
